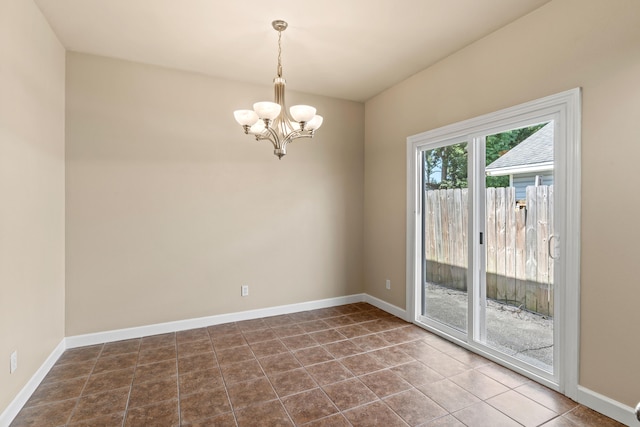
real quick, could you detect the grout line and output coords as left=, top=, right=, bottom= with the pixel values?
left=173, top=333, right=182, bottom=427
left=118, top=340, right=141, bottom=427
left=248, top=336, right=299, bottom=426
left=64, top=343, right=104, bottom=425
left=209, top=324, right=242, bottom=426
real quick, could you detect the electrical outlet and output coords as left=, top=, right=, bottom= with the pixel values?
left=10, top=351, right=17, bottom=374
left=385, top=279, right=391, bottom=290
left=241, top=285, right=249, bottom=297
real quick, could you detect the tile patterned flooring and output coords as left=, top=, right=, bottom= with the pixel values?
left=10, top=303, right=624, bottom=426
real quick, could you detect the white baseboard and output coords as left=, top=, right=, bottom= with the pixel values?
left=364, top=294, right=408, bottom=320
left=66, top=293, right=366, bottom=348
left=0, top=339, right=66, bottom=427
left=577, top=385, right=638, bottom=426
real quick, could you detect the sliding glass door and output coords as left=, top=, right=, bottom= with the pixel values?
left=417, top=122, right=558, bottom=382
left=482, top=123, right=556, bottom=374
left=422, top=142, right=469, bottom=334
left=407, top=89, right=580, bottom=393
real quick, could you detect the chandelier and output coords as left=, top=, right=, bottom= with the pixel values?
left=233, top=20, right=323, bottom=159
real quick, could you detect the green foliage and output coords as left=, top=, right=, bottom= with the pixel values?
left=486, top=175, right=510, bottom=188
left=424, top=143, right=468, bottom=190
left=424, top=123, right=546, bottom=190
left=485, top=124, right=544, bottom=188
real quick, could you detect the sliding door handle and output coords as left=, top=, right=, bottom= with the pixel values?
left=548, top=234, right=559, bottom=260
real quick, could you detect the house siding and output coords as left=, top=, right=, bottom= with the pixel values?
left=513, top=172, right=554, bottom=200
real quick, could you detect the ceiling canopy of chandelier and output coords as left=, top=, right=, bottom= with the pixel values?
left=233, top=20, right=323, bottom=160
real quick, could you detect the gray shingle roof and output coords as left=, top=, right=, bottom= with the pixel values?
left=486, top=122, right=553, bottom=171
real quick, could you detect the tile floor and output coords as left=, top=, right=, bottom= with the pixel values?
left=10, top=303, right=624, bottom=426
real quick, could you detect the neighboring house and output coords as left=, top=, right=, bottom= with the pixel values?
left=485, top=122, right=554, bottom=200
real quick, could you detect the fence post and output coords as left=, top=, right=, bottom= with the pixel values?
left=548, top=185, right=554, bottom=316
left=525, top=186, right=539, bottom=312
left=486, top=188, right=497, bottom=300
left=536, top=185, right=550, bottom=316
left=515, top=202, right=527, bottom=308
left=461, top=188, right=469, bottom=291
left=496, top=187, right=507, bottom=303
left=505, top=187, right=516, bottom=304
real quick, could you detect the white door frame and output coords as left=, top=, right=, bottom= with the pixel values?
left=406, top=88, right=581, bottom=398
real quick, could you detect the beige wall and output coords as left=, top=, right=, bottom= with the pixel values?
left=65, top=53, right=364, bottom=335
left=364, top=0, right=640, bottom=408
left=0, top=0, right=66, bottom=414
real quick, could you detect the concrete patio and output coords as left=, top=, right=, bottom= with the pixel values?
left=424, top=283, right=553, bottom=372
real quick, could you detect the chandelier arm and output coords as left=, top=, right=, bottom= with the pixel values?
left=254, top=133, right=278, bottom=149
left=263, top=127, right=280, bottom=148
left=281, top=131, right=314, bottom=149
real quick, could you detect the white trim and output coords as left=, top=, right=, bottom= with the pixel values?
left=66, top=294, right=365, bottom=348
left=485, top=161, right=553, bottom=176
left=364, top=294, right=408, bottom=321
left=0, top=340, right=66, bottom=427
left=406, top=139, right=421, bottom=326
left=577, top=386, right=638, bottom=426
left=560, top=88, right=582, bottom=400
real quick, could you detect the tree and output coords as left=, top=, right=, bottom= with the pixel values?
left=424, top=124, right=545, bottom=190
left=424, top=143, right=468, bottom=190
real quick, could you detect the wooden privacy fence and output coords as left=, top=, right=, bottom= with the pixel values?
left=424, top=185, right=554, bottom=316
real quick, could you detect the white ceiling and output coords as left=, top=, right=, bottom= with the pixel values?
left=34, top=0, right=551, bottom=102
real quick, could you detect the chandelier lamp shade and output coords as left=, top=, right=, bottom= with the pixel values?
left=233, top=20, right=323, bottom=159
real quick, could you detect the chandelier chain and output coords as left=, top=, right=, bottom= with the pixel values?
left=277, top=29, right=283, bottom=78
